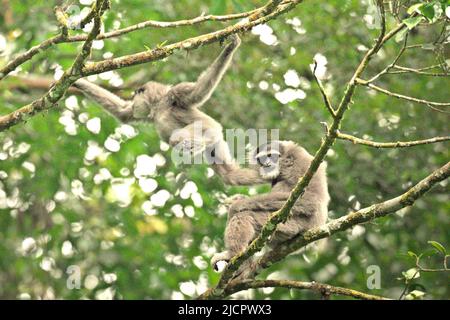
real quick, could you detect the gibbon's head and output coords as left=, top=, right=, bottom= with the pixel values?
left=132, top=81, right=170, bottom=120
left=250, top=140, right=301, bottom=181
left=250, top=141, right=282, bottom=180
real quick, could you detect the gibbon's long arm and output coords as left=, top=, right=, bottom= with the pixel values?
left=74, top=79, right=134, bottom=122
left=213, top=163, right=267, bottom=186
left=185, top=35, right=241, bottom=107
left=230, top=192, right=291, bottom=213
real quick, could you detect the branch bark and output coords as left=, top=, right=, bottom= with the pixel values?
left=356, top=79, right=450, bottom=107
left=337, top=132, right=450, bottom=148
left=256, top=161, right=450, bottom=274
left=0, top=0, right=304, bottom=132
left=203, top=1, right=390, bottom=298
left=199, top=161, right=450, bottom=299
left=0, top=0, right=108, bottom=131
left=223, top=280, right=390, bottom=300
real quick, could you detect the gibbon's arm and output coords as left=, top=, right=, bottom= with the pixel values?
left=230, top=191, right=291, bottom=213
left=184, top=34, right=241, bottom=108
left=74, top=79, right=134, bottom=122
left=212, top=162, right=268, bottom=186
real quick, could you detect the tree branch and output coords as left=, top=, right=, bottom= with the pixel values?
left=0, top=0, right=107, bottom=131
left=337, top=132, right=450, bottom=148
left=81, top=0, right=304, bottom=76
left=255, top=161, right=450, bottom=274
left=389, top=65, right=448, bottom=77
left=201, top=1, right=391, bottom=299
left=222, top=280, right=390, bottom=300
left=0, top=0, right=303, bottom=131
left=356, top=79, right=450, bottom=107
left=0, top=1, right=281, bottom=81
left=312, top=61, right=336, bottom=118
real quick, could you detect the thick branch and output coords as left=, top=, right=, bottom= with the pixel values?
left=223, top=280, right=389, bottom=300
left=257, top=161, right=450, bottom=272
left=81, top=0, right=304, bottom=75
left=0, top=0, right=107, bottom=131
left=0, top=2, right=269, bottom=80
left=0, top=0, right=303, bottom=131
left=204, top=1, right=391, bottom=298
left=337, top=132, right=450, bottom=148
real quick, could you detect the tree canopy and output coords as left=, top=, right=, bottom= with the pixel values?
left=0, top=0, right=449, bottom=300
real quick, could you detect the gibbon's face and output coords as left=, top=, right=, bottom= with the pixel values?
left=251, top=141, right=282, bottom=180
left=132, top=81, right=170, bottom=120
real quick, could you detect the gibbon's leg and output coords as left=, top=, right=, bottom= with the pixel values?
left=185, top=34, right=241, bottom=107
left=74, top=79, right=134, bottom=122
left=211, top=210, right=270, bottom=270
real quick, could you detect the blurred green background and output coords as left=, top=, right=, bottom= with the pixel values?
left=0, top=0, right=448, bottom=299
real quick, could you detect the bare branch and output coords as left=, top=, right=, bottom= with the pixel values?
left=367, top=33, right=408, bottom=83
left=0, top=34, right=67, bottom=81
left=337, top=132, right=450, bottom=148
left=254, top=162, right=450, bottom=275
left=0, top=2, right=268, bottom=80
left=389, top=65, right=448, bottom=77
left=0, top=0, right=303, bottom=131
left=222, top=280, right=390, bottom=300
left=312, top=61, right=336, bottom=118
left=356, top=79, right=450, bottom=107
left=0, top=0, right=107, bottom=131
left=202, top=1, right=392, bottom=299
left=81, top=0, right=304, bottom=76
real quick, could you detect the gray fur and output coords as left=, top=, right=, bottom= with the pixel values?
left=211, top=141, right=330, bottom=272
left=73, top=35, right=257, bottom=179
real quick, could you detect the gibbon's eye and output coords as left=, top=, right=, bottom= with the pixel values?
left=256, top=156, right=263, bottom=166
left=257, top=156, right=271, bottom=167
left=135, top=87, right=146, bottom=95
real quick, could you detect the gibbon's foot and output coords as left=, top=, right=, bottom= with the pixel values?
left=211, top=251, right=231, bottom=272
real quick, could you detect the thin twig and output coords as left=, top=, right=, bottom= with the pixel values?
left=0, top=0, right=107, bottom=131
left=388, top=65, right=448, bottom=77
left=337, top=132, right=450, bottom=148
left=201, top=1, right=391, bottom=299
left=356, top=79, right=450, bottom=107
left=368, top=33, right=408, bottom=83
left=251, top=162, right=450, bottom=281
left=312, top=61, right=336, bottom=117
left=223, top=280, right=390, bottom=300
left=0, top=5, right=263, bottom=80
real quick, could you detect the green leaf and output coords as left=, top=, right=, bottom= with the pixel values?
left=419, top=3, right=436, bottom=20
left=407, top=251, right=417, bottom=258
left=403, top=268, right=420, bottom=280
left=403, top=16, right=424, bottom=30
left=407, top=3, right=425, bottom=15
left=405, top=290, right=425, bottom=300
left=428, top=240, right=447, bottom=255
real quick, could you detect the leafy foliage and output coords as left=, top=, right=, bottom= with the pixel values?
left=0, top=0, right=448, bottom=299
